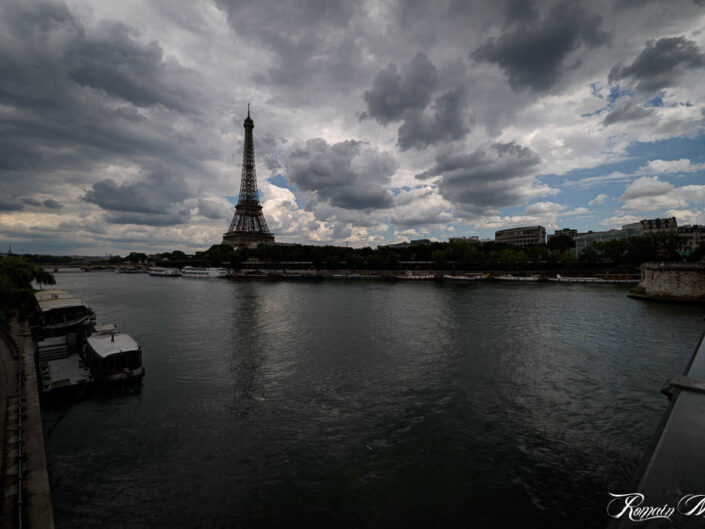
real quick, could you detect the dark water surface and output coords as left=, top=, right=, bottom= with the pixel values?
left=44, top=272, right=705, bottom=528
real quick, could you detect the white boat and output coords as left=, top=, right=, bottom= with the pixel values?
left=85, top=331, right=145, bottom=382
left=180, top=266, right=229, bottom=278
left=35, top=294, right=94, bottom=335
left=391, top=272, right=437, bottom=280
left=117, top=266, right=143, bottom=274
left=494, top=274, right=541, bottom=282
left=148, top=266, right=180, bottom=277
left=443, top=274, right=489, bottom=281
left=548, top=274, right=639, bottom=284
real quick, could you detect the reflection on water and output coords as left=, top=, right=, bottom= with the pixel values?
left=43, top=273, right=705, bottom=528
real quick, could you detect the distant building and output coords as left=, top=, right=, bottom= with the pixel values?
left=547, top=228, right=578, bottom=242
left=621, top=222, right=641, bottom=231
left=494, top=226, right=546, bottom=246
left=677, top=225, right=705, bottom=252
left=449, top=236, right=480, bottom=243
left=640, top=217, right=677, bottom=233
left=384, top=239, right=432, bottom=249
left=572, top=224, right=643, bottom=258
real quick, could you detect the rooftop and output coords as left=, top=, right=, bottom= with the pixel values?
left=34, top=290, right=70, bottom=301
left=37, top=297, right=87, bottom=312
left=87, top=332, right=140, bottom=359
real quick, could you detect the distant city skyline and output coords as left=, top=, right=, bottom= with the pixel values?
left=1, top=0, right=704, bottom=255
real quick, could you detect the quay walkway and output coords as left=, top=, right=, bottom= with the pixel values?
left=0, top=321, right=54, bottom=529
left=609, top=325, right=705, bottom=528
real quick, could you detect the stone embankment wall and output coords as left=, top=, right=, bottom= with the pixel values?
left=632, top=262, right=705, bottom=302
left=0, top=321, right=54, bottom=529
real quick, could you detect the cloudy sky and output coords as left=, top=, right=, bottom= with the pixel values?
left=1, top=0, right=704, bottom=254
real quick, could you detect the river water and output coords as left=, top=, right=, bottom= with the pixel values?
left=43, top=272, right=704, bottom=528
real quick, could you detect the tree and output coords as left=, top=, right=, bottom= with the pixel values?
left=0, top=256, right=55, bottom=324
left=204, top=244, right=237, bottom=266
left=127, top=252, right=147, bottom=264
left=547, top=234, right=575, bottom=252
left=579, top=245, right=600, bottom=262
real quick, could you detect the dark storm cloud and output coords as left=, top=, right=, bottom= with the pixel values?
left=43, top=199, right=63, bottom=209
left=0, top=2, right=197, bottom=117
left=397, top=89, right=469, bottom=151
left=22, top=198, right=42, bottom=207
left=416, top=142, right=543, bottom=214
left=103, top=212, right=189, bottom=226
left=362, top=53, right=469, bottom=151
left=214, top=0, right=360, bottom=88
left=472, top=1, right=608, bottom=92
left=0, top=197, right=23, bottom=212
left=615, top=0, right=705, bottom=9
left=84, top=167, right=193, bottom=224
left=608, top=36, right=705, bottom=94
left=197, top=199, right=230, bottom=220
left=504, top=0, right=539, bottom=24
left=0, top=1, right=210, bottom=227
left=602, top=99, right=655, bottom=126
left=282, top=139, right=396, bottom=210
left=66, top=21, right=199, bottom=112
left=362, top=53, right=437, bottom=125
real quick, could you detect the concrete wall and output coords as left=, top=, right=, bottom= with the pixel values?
left=638, top=262, right=705, bottom=301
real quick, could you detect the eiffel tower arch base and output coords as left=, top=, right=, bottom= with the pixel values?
left=221, top=231, right=275, bottom=249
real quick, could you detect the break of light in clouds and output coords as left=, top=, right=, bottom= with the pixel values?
left=1, top=0, right=704, bottom=254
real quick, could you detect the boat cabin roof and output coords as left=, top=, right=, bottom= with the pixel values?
left=87, top=333, right=140, bottom=359
left=37, top=297, right=87, bottom=312
left=34, top=290, right=71, bottom=301
left=93, top=323, right=118, bottom=334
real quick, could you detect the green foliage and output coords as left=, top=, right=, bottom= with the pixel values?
left=580, top=232, right=689, bottom=266
left=10, top=230, right=697, bottom=279
left=127, top=252, right=147, bottom=263
left=579, top=245, right=600, bottom=262
left=203, top=244, right=239, bottom=266
left=547, top=234, right=575, bottom=252
left=0, top=256, right=56, bottom=323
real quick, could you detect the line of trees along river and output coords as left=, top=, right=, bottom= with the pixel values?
left=16, top=231, right=704, bottom=271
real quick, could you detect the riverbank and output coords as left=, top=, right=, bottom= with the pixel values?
left=0, top=320, right=54, bottom=529
left=629, top=262, right=705, bottom=303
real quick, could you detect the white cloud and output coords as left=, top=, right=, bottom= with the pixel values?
left=563, top=207, right=590, bottom=215
left=589, top=193, right=609, bottom=205
left=621, top=176, right=675, bottom=200
left=570, top=158, right=705, bottom=188
left=600, top=215, right=641, bottom=228
left=643, top=158, right=704, bottom=175
left=619, top=176, right=705, bottom=212
left=474, top=201, right=566, bottom=230
left=665, top=208, right=705, bottom=225
left=390, top=186, right=455, bottom=228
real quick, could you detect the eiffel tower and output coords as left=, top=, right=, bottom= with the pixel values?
left=222, top=106, right=275, bottom=248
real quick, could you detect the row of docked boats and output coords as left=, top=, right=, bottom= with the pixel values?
left=33, top=289, right=144, bottom=395
left=410, top=272, right=639, bottom=283
left=148, top=266, right=228, bottom=278
left=147, top=266, right=639, bottom=284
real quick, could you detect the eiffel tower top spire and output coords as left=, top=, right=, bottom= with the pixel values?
left=221, top=107, right=275, bottom=249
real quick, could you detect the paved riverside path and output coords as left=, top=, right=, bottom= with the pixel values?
left=0, top=321, right=54, bottom=529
